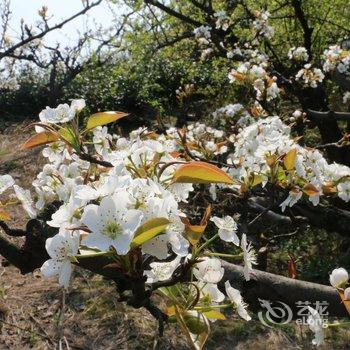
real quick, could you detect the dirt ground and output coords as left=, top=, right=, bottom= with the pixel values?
left=0, top=121, right=349, bottom=349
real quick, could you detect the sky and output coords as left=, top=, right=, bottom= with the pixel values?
left=7, top=0, right=120, bottom=46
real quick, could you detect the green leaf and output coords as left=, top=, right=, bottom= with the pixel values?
left=174, top=307, right=210, bottom=350
left=58, top=127, right=81, bottom=152
left=284, top=148, right=297, bottom=171
left=86, top=111, right=129, bottom=130
left=250, top=173, right=263, bottom=187
left=131, top=217, right=170, bottom=246
left=202, top=310, right=226, bottom=320
left=276, top=166, right=287, bottom=181
left=172, top=162, right=234, bottom=185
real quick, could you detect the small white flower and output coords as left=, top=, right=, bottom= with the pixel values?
left=39, top=103, right=74, bottom=124
left=141, top=234, right=169, bottom=259
left=166, top=220, right=190, bottom=257
left=0, top=174, right=14, bottom=194
left=225, top=281, right=251, bottom=321
left=329, top=267, right=349, bottom=288
left=307, top=306, right=325, bottom=346
left=41, top=229, right=79, bottom=288
left=47, top=193, right=84, bottom=228
left=288, top=47, right=309, bottom=62
left=70, top=99, right=86, bottom=112
left=241, top=234, right=257, bottom=281
left=193, top=25, right=211, bottom=40
left=295, top=65, right=324, bottom=88
left=280, top=190, right=302, bottom=212
left=42, top=141, right=68, bottom=165
left=337, top=182, right=350, bottom=202
left=34, top=186, right=55, bottom=210
left=344, top=287, right=350, bottom=300
left=13, top=185, right=37, bottom=219
left=198, top=281, right=225, bottom=303
left=193, top=257, right=224, bottom=283
left=292, top=110, right=303, bottom=118
left=211, top=215, right=239, bottom=245
left=82, top=193, right=143, bottom=255
left=343, top=92, right=350, bottom=104
left=144, top=256, right=181, bottom=283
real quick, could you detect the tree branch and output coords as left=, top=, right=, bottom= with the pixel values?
left=0, top=0, right=103, bottom=60
left=221, top=261, right=348, bottom=318
left=307, top=109, right=350, bottom=122
left=144, top=0, right=202, bottom=27
left=291, top=0, right=313, bottom=57
left=0, top=216, right=348, bottom=320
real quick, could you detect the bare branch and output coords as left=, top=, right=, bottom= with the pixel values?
left=0, top=0, right=103, bottom=60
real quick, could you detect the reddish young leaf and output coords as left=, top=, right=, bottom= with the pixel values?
left=21, top=131, right=59, bottom=150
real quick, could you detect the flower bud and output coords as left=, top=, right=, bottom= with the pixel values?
left=344, top=287, right=350, bottom=300
left=329, top=268, right=349, bottom=288
left=292, top=110, right=302, bottom=118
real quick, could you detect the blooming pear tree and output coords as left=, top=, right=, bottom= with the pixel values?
left=1, top=1, right=350, bottom=348
left=0, top=97, right=349, bottom=348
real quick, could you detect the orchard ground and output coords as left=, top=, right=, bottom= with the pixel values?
left=0, top=121, right=349, bottom=349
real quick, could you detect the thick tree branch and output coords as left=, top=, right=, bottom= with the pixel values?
left=307, top=109, right=350, bottom=122
left=0, top=216, right=348, bottom=320
left=222, top=261, right=348, bottom=318
left=245, top=196, right=350, bottom=237
left=247, top=198, right=293, bottom=226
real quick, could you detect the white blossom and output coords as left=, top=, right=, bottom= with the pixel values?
left=337, top=182, right=350, bottom=202
left=241, top=234, right=257, bottom=281
left=13, top=185, right=37, bottom=218
left=329, top=267, right=349, bottom=288
left=144, top=256, right=181, bottom=283
left=82, top=193, right=143, bottom=255
left=211, top=216, right=239, bottom=245
left=193, top=257, right=224, bottom=284
left=41, top=229, right=79, bottom=288
left=225, top=281, right=251, bottom=321
left=288, top=47, right=309, bottom=62
left=0, top=175, right=14, bottom=194
left=307, top=306, right=325, bottom=346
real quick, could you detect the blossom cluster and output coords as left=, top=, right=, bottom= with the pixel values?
left=193, top=25, right=211, bottom=45
left=228, top=62, right=280, bottom=101
left=226, top=116, right=350, bottom=210
left=3, top=102, right=350, bottom=261
left=166, top=122, right=227, bottom=157
left=252, top=11, right=274, bottom=40
left=4, top=102, right=350, bottom=287
left=295, top=64, right=325, bottom=88
left=213, top=10, right=229, bottom=31
left=2, top=95, right=350, bottom=347
left=212, top=103, right=254, bottom=128
left=323, top=45, right=350, bottom=75
left=287, top=46, right=309, bottom=62
left=0, top=100, right=261, bottom=344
